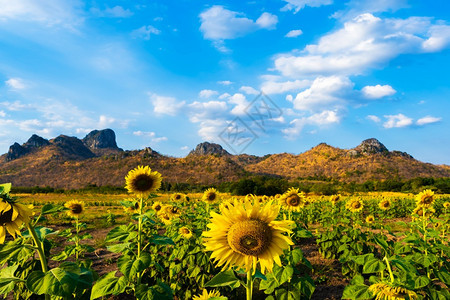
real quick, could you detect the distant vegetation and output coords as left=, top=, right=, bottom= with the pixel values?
left=11, top=176, right=450, bottom=196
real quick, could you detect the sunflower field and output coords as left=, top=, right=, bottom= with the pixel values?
left=0, top=166, right=449, bottom=300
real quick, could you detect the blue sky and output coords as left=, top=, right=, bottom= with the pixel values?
left=0, top=0, right=449, bottom=164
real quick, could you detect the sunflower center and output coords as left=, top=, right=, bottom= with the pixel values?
left=286, top=195, right=300, bottom=206
left=71, top=204, right=83, bottom=214
left=227, top=219, right=272, bottom=256
left=352, top=202, right=361, bottom=209
left=154, top=204, right=161, bottom=211
left=0, top=204, right=13, bottom=225
left=133, top=174, right=154, bottom=192
left=422, top=195, right=433, bottom=204
left=175, top=195, right=181, bottom=200
left=207, top=193, right=216, bottom=201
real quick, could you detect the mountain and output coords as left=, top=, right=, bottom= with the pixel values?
left=0, top=130, right=448, bottom=189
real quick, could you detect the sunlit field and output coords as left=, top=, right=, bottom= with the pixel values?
left=0, top=170, right=449, bottom=300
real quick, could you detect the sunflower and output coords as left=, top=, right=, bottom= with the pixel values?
left=415, top=189, right=434, bottom=207
left=158, top=213, right=172, bottom=225
left=64, top=200, right=84, bottom=218
left=412, top=206, right=435, bottom=218
left=443, top=202, right=450, bottom=209
left=329, top=194, right=340, bottom=205
left=152, top=201, right=163, bottom=213
left=171, top=193, right=186, bottom=202
left=123, top=199, right=141, bottom=214
left=368, top=282, right=418, bottom=300
left=162, top=204, right=181, bottom=219
left=203, top=198, right=294, bottom=274
left=125, top=166, right=162, bottom=199
left=0, top=201, right=34, bottom=244
left=366, top=215, right=375, bottom=224
left=346, top=198, right=364, bottom=213
left=192, top=289, right=223, bottom=300
left=202, top=188, right=219, bottom=203
left=279, top=188, right=305, bottom=212
left=179, top=226, right=193, bottom=239
left=379, top=199, right=392, bottom=210
left=219, top=200, right=234, bottom=213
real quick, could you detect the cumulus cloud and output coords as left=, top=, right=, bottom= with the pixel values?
left=199, top=89, right=219, bottom=98
left=282, top=110, right=341, bottom=138
left=131, top=25, right=161, bottom=40
left=239, top=86, right=259, bottom=95
left=228, top=93, right=249, bottom=116
left=188, top=100, right=228, bottom=123
left=366, top=115, right=381, bottom=123
left=362, top=84, right=396, bottom=99
left=151, top=94, right=185, bottom=116
left=0, top=0, right=83, bottom=28
left=5, top=78, right=26, bottom=90
left=281, top=0, right=333, bottom=13
left=292, top=76, right=354, bottom=112
left=218, top=80, right=233, bottom=85
left=416, top=116, right=442, bottom=126
left=261, top=79, right=310, bottom=94
left=274, top=13, right=450, bottom=78
left=133, top=131, right=167, bottom=143
left=91, top=6, right=133, bottom=18
left=199, top=5, right=278, bottom=40
left=285, top=29, right=303, bottom=38
left=383, top=113, right=413, bottom=128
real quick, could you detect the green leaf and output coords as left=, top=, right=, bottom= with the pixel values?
left=0, top=183, right=11, bottom=194
left=107, top=242, right=131, bottom=253
left=106, top=225, right=137, bottom=242
left=40, top=204, right=64, bottom=215
left=149, top=235, right=175, bottom=245
left=414, top=276, right=430, bottom=289
left=436, top=270, right=450, bottom=285
left=290, top=248, right=304, bottom=265
left=342, top=284, right=371, bottom=300
left=204, top=270, right=241, bottom=288
left=352, top=253, right=374, bottom=265
left=135, top=282, right=173, bottom=300
left=279, top=265, right=294, bottom=285
left=363, top=258, right=386, bottom=274
left=350, top=274, right=365, bottom=285
left=0, top=265, right=23, bottom=295
left=90, top=271, right=127, bottom=300
left=118, top=253, right=151, bottom=280
left=373, top=236, right=389, bottom=253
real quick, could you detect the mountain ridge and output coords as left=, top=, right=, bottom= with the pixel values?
left=1, top=129, right=448, bottom=189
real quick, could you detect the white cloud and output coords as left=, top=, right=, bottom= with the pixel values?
left=333, top=0, right=409, bottom=20
left=133, top=131, right=167, bottom=143
left=274, top=14, right=449, bottom=78
left=181, top=146, right=189, bottom=151
left=423, top=25, right=450, bottom=52
left=261, top=79, right=310, bottom=94
left=197, top=119, right=228, bottom=142
left=239, top=86, right=259, bottom=95
left=218, top=80, right=233, bottom=85
left=151, top=94, right=185, bottom=116
left=255, top=12, right=278, bottom=29
left=199, top=6, right=278, bottom=41
left=0, top=110, right=5, bottom=117
left=281, top=0, right=333, bottom=13
left=0, top=0, right=83, bottom=28
left=228, top=93, right=249, bottom=116
left=416, top=116, right=442, bottom=126
left=188, top=100, right=228, bottom=123
left=362, top=84, right=396, bottom=99
left=383, top=113, right=413, bottom=128
left=367, top=115, right=381, bottom=123
left=282, top=110, right=341, bottom=138
left=292, top=76, right=354, bottom=111
left=285, top=29, right=303, bottom=38
left=91, top=6, right=133, bottom=18
left=5, top=78, right=26, bottom=90
left=131, top=25, right=161, bottom=40
left=0, top=101, right=32, bottom=111
left=199, top=89, right=219, bottom=98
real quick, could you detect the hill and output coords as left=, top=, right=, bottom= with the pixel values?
left=0, top=129, right=448, bottom=189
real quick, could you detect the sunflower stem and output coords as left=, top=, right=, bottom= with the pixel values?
left=75, top=217, right=80, bottom=261
left=246, top=269, right=253, bottom=300
left=137, top=197, right=144, bottom=285
left=383, top=256, right=394, bottom=283
left=26, top=222, right=50, bottom=300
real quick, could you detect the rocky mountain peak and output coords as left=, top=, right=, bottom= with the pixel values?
left=82, top=129, right=118, bottom=149
left=188, top=142, right=230, bottom=156
left=25, top=134, right=50, bottom=149
left=52, top=135, right=95, bottom=160
left=352, top=138, right=389, bottom=155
